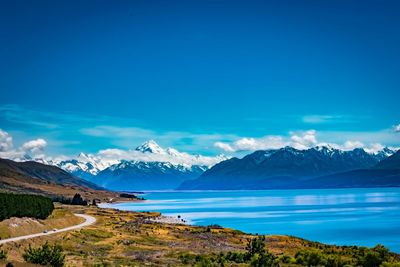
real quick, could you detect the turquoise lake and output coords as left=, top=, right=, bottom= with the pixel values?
left=102, top=188, right=400, bottom=252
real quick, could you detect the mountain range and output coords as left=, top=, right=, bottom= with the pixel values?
left=93, top=161, right=207, bottom=190
left=47, top=140, right=226, bottom=191
left=178, top=146, right=399, bottom=190
left=4, top=140, right=398, bottom=191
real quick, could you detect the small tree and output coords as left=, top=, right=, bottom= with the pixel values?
left=0, top=248, right=7, bottom=260
left=23, top=242, right=65, bottom=267
left=245, top=236, right=277, bottom=267
left=71, top=194, right=87, bottom=206
left=246, top=236, right=266, bottom=259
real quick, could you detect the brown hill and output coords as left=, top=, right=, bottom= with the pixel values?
left=0, top=158, right=118, bottom=201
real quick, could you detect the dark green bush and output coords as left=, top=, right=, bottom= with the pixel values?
left=53, top=193, right=87, bottom=206
left=356, top=245, right=390, bottom=267
left=0, top=248, right=7, bottom=260
left=295, top=249, right=327, bottom=266
left=226, top=236, right=278, bottom=266
left=0, top=193, right=54, bottom=221
left=245, top=236, right=277, bottom=267
left=23, top=242, right=65, bottom=267
left=250, top=251, right=277, bottom=267
left=245, top=235, right=266, bottom=260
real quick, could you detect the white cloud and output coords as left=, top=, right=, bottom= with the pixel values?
left=97, top=146, right=226, bottom=167
left=22, top=138, right=47, bottom=154
left=214, top=131, right=317, bottom=152
left=0, top=128, right=49, bottom=160
left=394, top=124, right=400, bottom=133
left=0, top=150, right=26, bottom=160
left=342, top=140, right=364, bottom=150
left=0, top=129, right=13, bottom=152
left=214, top=136, right=287, bottom=153
left=290, top=130, right=318, bottom=149
left=363, top=143, right=385, bottom=154
left=214, top=142, right=235, bottom=152
left=80, top=125, right=154, bottom=138
left=234, top=136, right=286, bottom=151
left=302, top=115, right=339, bottom=124
left=213, top=129, right=397, bottom=154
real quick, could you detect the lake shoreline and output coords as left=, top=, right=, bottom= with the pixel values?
left=101, top=188, right=400, bottom=253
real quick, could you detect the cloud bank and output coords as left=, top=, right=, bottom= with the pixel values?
left=213, top=129, right=398, bottom=153
left=0, top=129, right=48, bottom=160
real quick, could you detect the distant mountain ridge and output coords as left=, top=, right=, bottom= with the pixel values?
left=50, top=141, right=225, bottom=190
left=300, top=150, right=400, bottom=189
left=93, top=160, right=207, bottom=190
left=178, top=146, right=398, bottom=190
left=6, top=141, right=398, bottom=191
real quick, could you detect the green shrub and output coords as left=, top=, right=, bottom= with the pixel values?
left=381, top=262, right=400, bottom=267
left=250, top=251, right=277, bottom=267
left=295, top=249, right=327, bottom=266
left=356, top=245, right=390, bottom=267
left=23, top=242, right=65, bottom=267
left=0, top=248, right=7, bottom=260
left=246, top=236, right=277, bottom=267
left=179, top=236, right=278, bottom=267
left=225, top=251, right=245, bottom=263
left=279, top=254, right=294, bottom=264
left=245, top=235, right=266, bottom=260
left=325, top=254, right=349, bottom=267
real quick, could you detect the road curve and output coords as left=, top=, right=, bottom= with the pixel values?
left=0, top=214, right=96, bottom=245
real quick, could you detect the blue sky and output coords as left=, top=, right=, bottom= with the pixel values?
left=0, top=0, right=399, bottom=158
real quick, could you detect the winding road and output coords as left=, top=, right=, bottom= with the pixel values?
left=0, top=214, right=96, bottom=245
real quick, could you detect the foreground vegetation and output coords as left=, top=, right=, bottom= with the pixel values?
left=0, top=204, right=399, bottom=266
left=0, top=192, right=54, bottom=221
left=179, top=240, right=400, bottom=267
left=23, top=242, right=65, bottom=267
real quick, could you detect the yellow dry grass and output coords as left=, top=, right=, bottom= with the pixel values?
left=0, top=205, right=83, bottom=240
left=2, top=205, right=397, bottom=266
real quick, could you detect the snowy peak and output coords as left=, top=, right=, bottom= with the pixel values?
left=107, top=160, right=202, bottom=173
left=135, top=140, right=166, bottom=154
left=373, top=147, right=396, bottom=161
left=165, top=147, right=180, bottom=156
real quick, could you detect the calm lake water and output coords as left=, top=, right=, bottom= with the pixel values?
left=102, top=188, right=400, bottom=252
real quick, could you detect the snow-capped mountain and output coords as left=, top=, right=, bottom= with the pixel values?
left=374, top=147, right=396, bottom=161
left=4, top=139, right=396, bottom=191
left=179, top=145, right=397, bottom=190
left=135, top=140, right=167, bottom=154
left=53, top=153, right=118, bottom=179
left=45, top=140, right=226, bottom=190
left=93, top=160, right=207, bottom=190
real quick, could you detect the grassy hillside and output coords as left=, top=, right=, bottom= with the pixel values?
left=0, top=205, right=83, bottom=240
left=1, top=205, right=399, bottom=266
left=0, top=158, right=101, bottom=189
left=0, top=158, right=121, bottom=201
